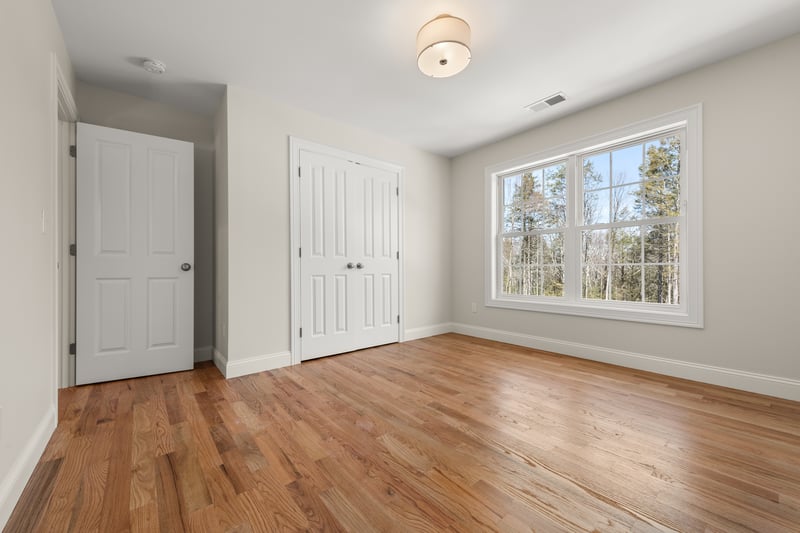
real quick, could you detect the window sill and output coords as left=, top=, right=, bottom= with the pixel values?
left=486, top=296, right=703, bottom=328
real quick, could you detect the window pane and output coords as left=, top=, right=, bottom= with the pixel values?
left=542, top=266, right=564, bottom=297
left=544, top=163, right=567, bottom=198
left=584, top=189, right=610, bottom=224
left=582, top=229, right=608, bottom=300
left=643, top=176, right=680, bottom=217
left=611, top=226, right=641, bottom=264
left=522, top=197, right=545, bottom=231
left=582, top=265, right=608, bottom=300
left=502, top=235, right=548, bottom=296
left=584, top=154, right=609, bottom=190
left=582, top=229, right=609, bottom=264
left=544, top=197, right=566, bottom=228
left=611, top=265, right=642, bottom=302
left=521, top=170, right=542, bottom=231
left=501, top=236, right=521, bottom=294
left=504, top=165, right=567, bottom=231
left=644, top=264, right=680, bottom=304
left=524, top=169, right=543, bottom=197
left=612, top=144, right=643, bottom=185
left=544, top=163, right=566, bottom=227
left=503, top=205, right=521, bottom=232
left=644, top=136, right=680, bottom=178
left=644, top=223, right=680, bottom=264
left=612, top=184, right=640, bottom=222
left=541, top=232, right=564, bottom=265
left=501, top=232, right=563, bottom=298
left=503, top=174, right=521, bottom=205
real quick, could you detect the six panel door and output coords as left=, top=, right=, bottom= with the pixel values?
left=299, top=149, right=399, bottom=360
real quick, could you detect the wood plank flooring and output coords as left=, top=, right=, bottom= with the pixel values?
left=5, top=333, right=800, bottom=532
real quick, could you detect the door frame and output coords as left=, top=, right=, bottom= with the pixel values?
left=289, top=137, right=405, bottom=365
left=51, top=54, right=78, bottom=392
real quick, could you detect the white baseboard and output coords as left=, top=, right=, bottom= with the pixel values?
left=403, top=322, right=455, bottom=341
left=193, top=345, right=213, bottom=363
left=0, top=405, right=57, bottom=529
left=451, top=323, right=800, bottom=402
left=212, top=348, right=228, bottom=376
left=212, top=348, right=292, bottom=379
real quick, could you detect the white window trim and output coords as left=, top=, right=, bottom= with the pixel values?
left=484, top=105, right=703, bottom=327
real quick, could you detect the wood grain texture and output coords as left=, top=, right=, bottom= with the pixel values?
left=5, top=333, right=800, bottom=532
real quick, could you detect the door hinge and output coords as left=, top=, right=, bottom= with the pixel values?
left=299, top=328, right=303, bottom=338
left=396, top=251, right=399, bottom=260
left=396, top=187, right=399, bottom=196
left=69, top=342, right=76, bottom=355
left=69, top=243, right=76, bottom=256
left=299, top=248, right=302, bottom=258
left=69, top=145, right=76, bottom=158
left=298, top=166, right=302, bottom=178
left=397, top=315, right=400, bottom=324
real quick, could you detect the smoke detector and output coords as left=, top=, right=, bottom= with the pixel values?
left=525, top=92, right=567, bottom=112
left=142, top=58, right=167, bottom=74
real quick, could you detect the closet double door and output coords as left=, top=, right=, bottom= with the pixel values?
left=298, top=148, right=399, bottom=361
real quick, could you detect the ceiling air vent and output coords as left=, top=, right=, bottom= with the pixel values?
left=525, top=92, right=567, bottom=112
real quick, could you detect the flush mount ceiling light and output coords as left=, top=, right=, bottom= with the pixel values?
left=142, top=58, right=166, bottom=74
left=416, top=14, right=471, bottom=78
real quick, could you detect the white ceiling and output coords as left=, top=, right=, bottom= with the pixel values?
left=51, top=0, right=800, bottom=157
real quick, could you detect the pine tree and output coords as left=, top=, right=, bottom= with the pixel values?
left=637, top=137, right=680, bottom=303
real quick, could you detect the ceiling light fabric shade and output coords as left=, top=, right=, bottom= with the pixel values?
left=416, top=15, right=471, bottom=78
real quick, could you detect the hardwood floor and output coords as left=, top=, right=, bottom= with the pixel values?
left=5, top=333, right=800, bottom=532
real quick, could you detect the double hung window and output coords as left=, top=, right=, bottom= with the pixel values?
left=487, top=106, right=702, bottom=326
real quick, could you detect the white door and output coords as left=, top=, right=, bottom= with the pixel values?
left=299, top=148, right=400, bottom=361
left=76, top=123, right=194, bottom=385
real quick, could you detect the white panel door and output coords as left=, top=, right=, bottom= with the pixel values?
left=299, top=149, right=399, bottom=361
left=76, top=123, right=194, bottom=384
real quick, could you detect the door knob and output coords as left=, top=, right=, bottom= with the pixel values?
left=346, top=262, right=355, bottom=269
left=356, top=263, right=364, bottom=269
left=181, top=263, right=192, bottom=271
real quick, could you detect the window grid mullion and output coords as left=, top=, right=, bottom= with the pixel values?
left=564, top=154, right=579, bottom=302
left=640, top=223, right=646, bottom=302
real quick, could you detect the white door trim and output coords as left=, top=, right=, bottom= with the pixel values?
left=51, top=54, right=78, bottom=393
left=58, top=121, right=76, bottom=388
left=289, top=137, right=405, bottom=365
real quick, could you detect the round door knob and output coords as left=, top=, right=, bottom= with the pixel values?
left=356, top=262, right=364, bottom=269
left=181, top=263, right=192, bottom=271
left=346, top=262, right=355, bottom=269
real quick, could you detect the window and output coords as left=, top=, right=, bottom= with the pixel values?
left=486, top=106, right=702, bottom=327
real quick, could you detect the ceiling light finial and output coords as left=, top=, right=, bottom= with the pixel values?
left=416, top=14, right=471, bottom=78
left=142, top=58, right=167, bottom=75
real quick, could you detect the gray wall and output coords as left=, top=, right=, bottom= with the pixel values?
left=0, top=0, right=75, bottom=526
left=451, top=33, right=800, bottom=386
left=215, top=85, right=452, bottom=370
left=76, top=82, right=216, bottom=360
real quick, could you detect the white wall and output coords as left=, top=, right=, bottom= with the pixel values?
left=76, top=82, right=216, bottom=360
left=0, top=0, right=75, bottom=526
left=451, top=33, right=800, bottom=398
left=215, top=85, right=451, bottom=373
